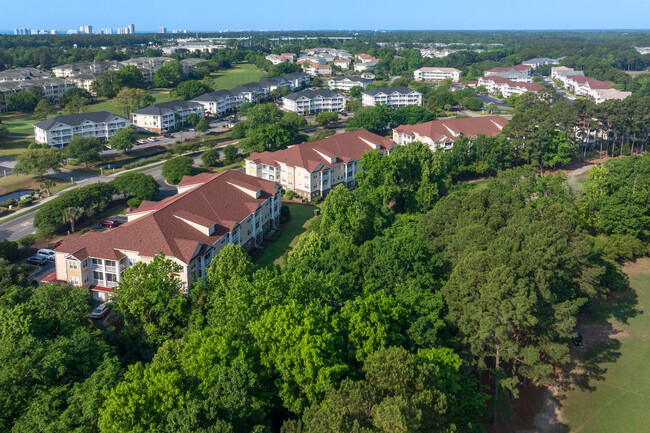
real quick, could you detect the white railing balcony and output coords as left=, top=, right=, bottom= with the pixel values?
left=93, top=279, right=105, bottom=286
left=91, top=264, right=102, bottom=270
left=106, top=281, right=118, bottom=288
left=105, top=265, right=116, bottom=273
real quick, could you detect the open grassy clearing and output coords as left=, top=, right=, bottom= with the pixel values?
left=256, top=203, right=317, bottom=267
left=0, top=173, right=74, bottom=196
left=559, top=258, right=650, bottom=433
left=209, top=64, right=266, bottom=91
left=87, top=90, right=173, bottom=116
left=0, top=111, right=40, bottom=137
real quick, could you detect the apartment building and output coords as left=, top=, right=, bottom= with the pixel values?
left=230, top=82, right=268, bottom=102
left=282, top=90, right=346, bottom=114
left=282, top=72, right=311, bottom=89
left=362, top=87, right=422, bottom=107
left=353, top=61, right=378, bottom=72
left=413, top=67, right=462, bottom=82
left=132, top=100, right=204, bottom=133
left=477, top=76, right=543, bottom=97
left=0, top=77, right=76, bottom=111
left=299, top=61, right=332, bottom=76
left=192, top=90, right=241, bottom=117
left=522, top=57, right=561, bottom=69
left=563, top=75, right=613, bottom=96
left=589, top=88, right=631, bottom=104
left=551, top=66, right=585, bottom=83
left=33, top=111, right=129, bottom=149
left=258, top=76, right=293, bottom=92
left=487, top=70, right=532, bottom=82
left=355, top=53, right=379, bottom=63
left=334, top=58, right=351, bottom=70
left=0, top=67, right=50, bottom=82
left=52, top=61, right=121, bottom=78
left=328, top=76, right=372, bottom=91
left=180, top=58, right=204, bottom=76
left=266, top=53, right=296, bottom=65
left=245, top=129, right=393, bottom=201
left=393, top=115, right=508, bottom=152
left=484, top=64, right=532, bottom=76
left=49, top=170, right=282, bottom=299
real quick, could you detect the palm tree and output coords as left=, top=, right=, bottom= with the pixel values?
left=62, top=207, right=82, bottom=233
left=40, top=179, right=55, bottom=197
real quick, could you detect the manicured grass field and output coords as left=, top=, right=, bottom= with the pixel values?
left=0, top=111, right=40, bottom=137
left=560, top=258, right=650, bottom=433
left=87, top=90, right=173, bottom=116
left=0, top=138, right=31, bottom=159
left=256, top=203, right=317, bottom=267
left=209, top=64, right=266, bottom=91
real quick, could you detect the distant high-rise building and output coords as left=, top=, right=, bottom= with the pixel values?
left=158, top=27, right=167, bottom=34
left=117, top=28, right=127, bottom=34
left=80, top=25, right=93, bottom=34
left=14, top=28, right=30, bottom=35
left=127, top=24, right=135, bottom=34
left=102, top=28, right=113, bottom=35
left=67, top=29, right=80, bottom=35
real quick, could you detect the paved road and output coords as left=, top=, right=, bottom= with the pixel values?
left=477, top=93, right=512, bottom=109
left=540, top=76, right=576, bottom=105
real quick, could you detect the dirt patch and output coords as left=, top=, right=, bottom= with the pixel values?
left=622, top=258, right=650, bottom=275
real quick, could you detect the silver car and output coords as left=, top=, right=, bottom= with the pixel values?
left=90, top=302, right=111, bottom=319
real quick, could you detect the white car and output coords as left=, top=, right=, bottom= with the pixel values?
left=36, top=249, right=55, bottom=261
left=136, top=139, right=147, bottom=145
left=90, top=302, right=111, bottom=319
left=147, top=137, right=158, bottom=142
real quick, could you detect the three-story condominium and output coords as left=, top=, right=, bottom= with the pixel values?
left=132, top=100, right=205, bottom=133
left=245, top=129, right=394, bottom=201
left=48, top=170, right=282, bottom=300
left=362, top=87, right=422, bottom=107
left=328, top=76, right=372, bottom=91
left=33, top=111, right=129, bottom=149
left=413, top=67, right=462, bottom=82
left=393, top=115, right=509, bottom=152
left=282, top=90, right=346, bottom=114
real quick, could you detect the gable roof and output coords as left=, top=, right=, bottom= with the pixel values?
left=394, top=115, right=509, bottom=141
left=329, top=76, right=371, bottom=84
left=283, top=89, right=341, bottom=100
left=247, top=129, right=394, bottom=172
left=34, top=111, right=127, bottom=130
left=56, top=170, right=279, bottom=264
left=416, top=67, right=461, bottom=73
left=363, top=86, right=421, bottom=96
left=133, top=100, right=203, bottom=116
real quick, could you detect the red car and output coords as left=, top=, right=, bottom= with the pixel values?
left=100, top=220, right=119, bottom=228
left=52, top=241, right=63, bottom=249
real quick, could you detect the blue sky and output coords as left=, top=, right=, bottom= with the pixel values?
left=2, top=0, right=648, bottom=31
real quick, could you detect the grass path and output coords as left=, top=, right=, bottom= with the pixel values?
left=256, top=203, right=317, bottom=267
left=559, top=258, right=650, bottom=433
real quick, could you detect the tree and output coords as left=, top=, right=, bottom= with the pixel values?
left=186, top=112, right=200, bottom=127
left=346, top=104, right=393, bottom=134
left=201, top=148, right=220, bottom=166
left=162, top=156, right=194, bottom=184
left=62, top=87, right=93, bottom=105
left=349, top=85, right=363, bottom=98
left=91, top=71, right=122, bottom=98
left=61, top=94, right=90, bottom=115
left=118, top=65, right=147, bottom=89
left=7, top=91, right=39, bottom=112
left=223, top=144, right=238, bottom=163
left=109, top=126, right=137, bottom=151
left=315, top=111, right=339, bottom=126
left=0, top=124, right=8, bottom=143
left=39, top=179, right=55, bottom=197
left=61, top=206, right=82, bottom=232
left=459, top=96, right=483, bottom=111
left=154, top=60, right=184, bottom=88
left=172, top=80, right=210, bottom=100
left=195, top=118, right=210, bottom=132
left=13, top=147, right=63, bottom=178
left=63, top=135, right=103, bottom=168
left=112, top=172, right=159, bottom=200
left=113, top=253, right=188, bottom=345
left=34, top=98, right=53, bottom=120
left=113, top=87, right=155, bottom=119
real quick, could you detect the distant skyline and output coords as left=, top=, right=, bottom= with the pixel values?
left=2, top=0, right=649, bottom=32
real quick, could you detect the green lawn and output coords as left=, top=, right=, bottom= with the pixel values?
left=209, top=64, right=266, bottom=91
left=0, top=111, right=40, bottom=137
left=87, top=90, right=172, bottom=116
left=0, top=138, right=31, bottom=159
left=256, top=203, right=317, bottom=267
left=560, top=258, right=650, bottom=433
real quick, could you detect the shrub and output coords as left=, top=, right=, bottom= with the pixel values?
left=223, top=145, right=238, bottom=163
left=122, top=152, right=172, bottom=170
left=0, top=198, right=17, bottom=207
left=162, top=156, right=194, bottom=184
left=18, top=198, right=33, bottom=208
left=312, top=196, right=322, bottom=205
left=0, top=239, right=19, bottom=260
left=280, top=205, right=290, bottom=224
left=283, top=190, right=296, bottom=200
left=201, top=148, right=220, bottom=167
left=18, top=234, right=38, bottom=248
left=127, top=197, right=143, bottom=208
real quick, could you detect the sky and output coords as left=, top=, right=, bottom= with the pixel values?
left=2, top=0, right=649, bottom=31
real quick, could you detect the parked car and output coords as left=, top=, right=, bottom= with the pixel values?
left=163, top=133, right=174, bottom=138
left=136, top=139, right=147, bottom=145
left=90, top=302, right=111, bottom=319
left=99, top=220, right=119, bottom=228
left=26, top=255, right=48, bottom=265
left=52, top=241, right=63, bottom=249
left=37, top=249, right=55, bottom=261
left=147, top=137, right=158, bottom=142
left=572, top=331, right=584, bottom=347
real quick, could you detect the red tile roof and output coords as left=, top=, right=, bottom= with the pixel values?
left=480, top=76, right=543, bottom=92
left=566, top=75, right=613, bottom=89
left=486, top=64, right=530, bottom=74
left=247, top=130, right=394, bottom=173
left=55, top=170, right=280, bottom=264
left=394, top=115, right=509, bottom=141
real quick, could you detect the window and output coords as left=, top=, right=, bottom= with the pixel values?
left=93, top=271, right=104, bottom=281
left=105, top=260, right=116, bottom=268
left=68, top=260, right=78, bottom=270
left=82, top=259, right=88, bottom=269
left=83, top=275, right=89, bottom=284
left=92, top=258, right=102, bottom=266
left=69, top=276, right=79, bottom=285
left=106, top=273, right=117, bottom=283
